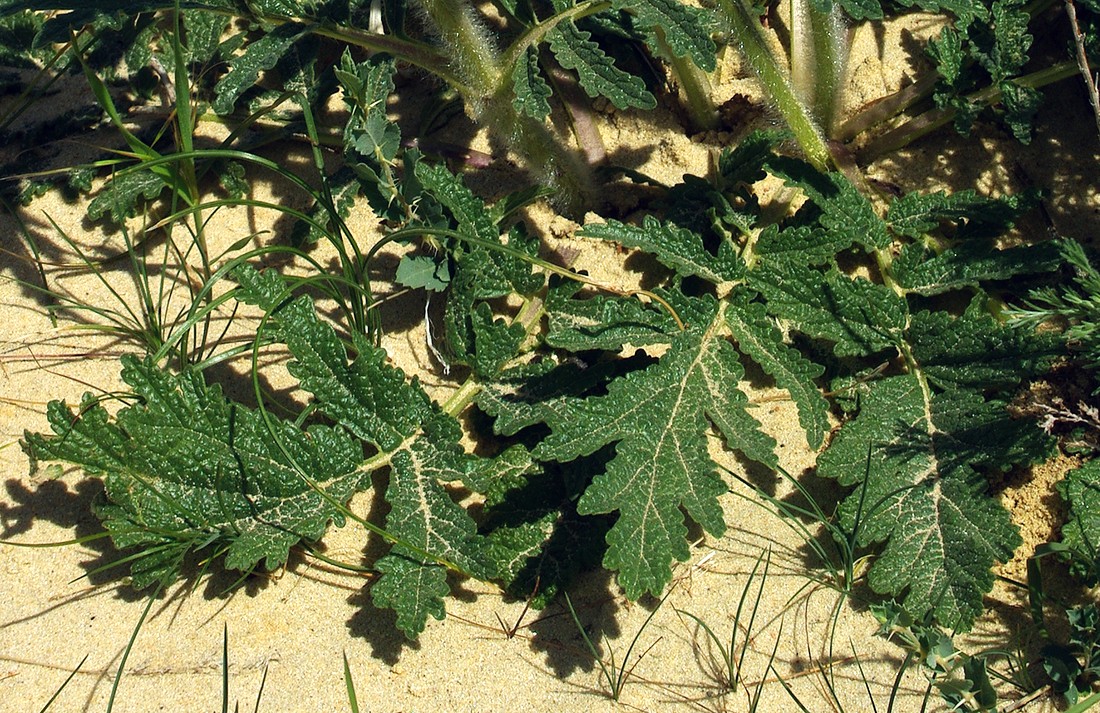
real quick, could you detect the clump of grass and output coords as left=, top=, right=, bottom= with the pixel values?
left=563, top=589, right=669, bottom=701
left=676, top=548, right=772, bottom=695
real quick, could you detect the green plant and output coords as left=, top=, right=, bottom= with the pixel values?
left=564, top=589, right=667, bottom=700
left=0, top=0, right=728, bottom=214
left=2, top=0, right=1092, bottom=225
left=1, top=0, right=1085, bottom=678
left=16, top=116, right=1067, bottom=650
left=872, top=600, right=1001, bottom=712
left=676, top=549, right=773, bottom=699
left=1026, top=460, right=1100, bottom=705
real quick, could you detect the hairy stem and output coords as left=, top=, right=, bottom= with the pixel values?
left=414, top=0, right=595, bottom=213
left=655, top=29, right=719, bottom=132
left=790, top=0, right=849, bottom=136
left=713, top=0, right=832, bottom=170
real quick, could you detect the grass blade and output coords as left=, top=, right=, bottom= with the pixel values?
left=38, top=654, right=88, bottom=713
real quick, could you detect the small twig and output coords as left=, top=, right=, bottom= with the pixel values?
left=1065, top=0, right=1100, bottom=138
left=495, top=576, right=539, bottom=639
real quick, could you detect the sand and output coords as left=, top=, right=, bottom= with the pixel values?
left=1, top=11, right=1098, bottom=712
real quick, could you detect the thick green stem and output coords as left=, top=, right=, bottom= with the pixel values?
left=713, top=0, right=832, bottom=171
left=414, top=0, right=501, bottom=99
left=790, top=0, right=848, bottom=136
left=413, top=0, right=595, bottom=213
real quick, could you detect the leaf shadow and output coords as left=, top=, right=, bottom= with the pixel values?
left=0, top=476, right=142, bottom=596
left=523, top=568, right=625, bottom=678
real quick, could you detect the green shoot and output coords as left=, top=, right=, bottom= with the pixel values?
left=676, top=548, right=771, bottom=692
left=563, top=590, right=668, bottom=701
left=38, top=654, right=88, bottom=713
left=343, top=652, right=360, bottom=713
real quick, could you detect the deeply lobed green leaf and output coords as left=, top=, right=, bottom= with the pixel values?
left=534, top=297, right=777, bottom=598
left=23, top=355, right=366, bottom=589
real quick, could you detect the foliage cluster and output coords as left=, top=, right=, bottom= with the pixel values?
left=1, top=0, right=1098, bottom=709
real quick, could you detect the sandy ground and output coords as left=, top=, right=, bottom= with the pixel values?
left=1, top=11, right=1098, bottom=713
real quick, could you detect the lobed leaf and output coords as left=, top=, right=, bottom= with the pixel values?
left=886, top=189, right=1034, bottom=239
left=725, top=293, right=830, bottom=448
left=212, top=22, right=308, bottom=115
left=547, top=22, right=656, bottom=111
left=23, top=356, right=366, bottom=589
left=535, top=298, right=777, bottom=598
left=893, top=240, right=1064, bottom=295
left=750, top=264, right=907, bottom=357
left=909, top=307, right=1062, bottom=389
left=1059, top=459, right=1100, bottom=584
left=580, top=216, right=743, bottom=285
left=612, top=0, right=717, bottom=70
left=817, top=375, right=1049, bottom=628
left=274, top=297, right=515, bottom=637
left=545, top=280, right=679, bottom=351
left=511, top=45, right=552, bottom=120
left=766, top=155, right=892, bottom=251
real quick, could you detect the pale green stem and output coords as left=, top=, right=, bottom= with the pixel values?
left=414, top=0, right=501, bottom=99
left=413, top=0, right=596, bottom=213
left=800, top=0, right=848, bottom=135
left=858, top=61, right=1079, bottom=161
left=713, top=0, right=833, bottom=171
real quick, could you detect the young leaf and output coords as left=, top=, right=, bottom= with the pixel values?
left=535, top=297, right=778, bottom=599
left=547, top=22, right=656, bottom=111
left=337, top=51, right=405, bottom=221
left=511, top=45, right=552, bottom=120
left=395, top=254, right=451, bottom=292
